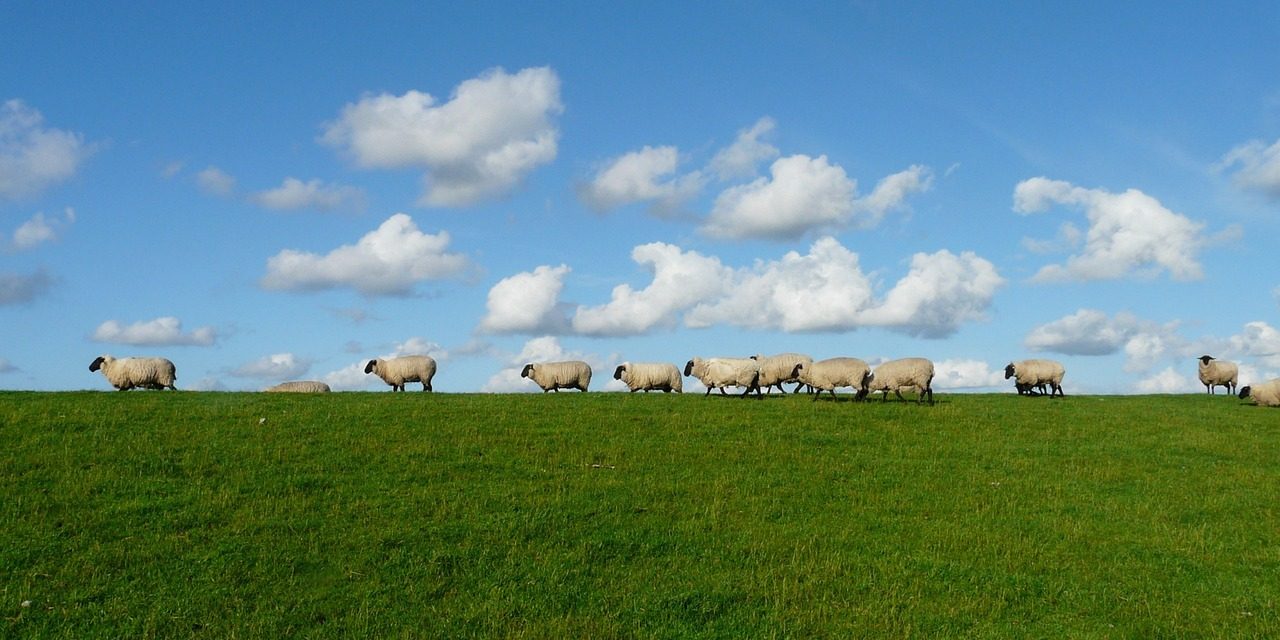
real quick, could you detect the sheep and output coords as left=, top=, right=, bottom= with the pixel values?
left=1004, top=359, right=1065, bottom=398
left=613, top=362, right=682, bottom=393
left=364, top=355, right=437, bottom=392
left=1238, top=379, right=1280, bottom=407
left=265, top=380, right=331, bottom=393
left=866, top=357, right=935, bottom=404
left=88, top=355, right=177, bottom=391
left=683, top=357, right=761, bottom=397
left=1197, top=355, right=1238, bottom=395
left=792, top=357, right=871, bottom=402
left=752, top=352, right=813, bottom=394
left=521, top=360, right=592, bottom=392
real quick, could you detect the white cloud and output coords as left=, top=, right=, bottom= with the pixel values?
left=703, top=156, right=933, bottom=240
left=260, top=213, right=471, bottom=296
left=708, top=117, right=779, bottom=180
left=479, top=264, right=572, bottom=334
left=1025, top=309, right=1183, bottom=372
left=8, top=207, right=74, bottom=252
left=321, top=66, right=562, bottom=206
left=1135, top=367, right=1200, bottom=394
left=1013, top=177, right=1207, bottom=282
left=855, top=249, right=1004, bottom=338
left=251, top=177, right=366, bottom=212
left=197, top=166, right=236, bottom=197
left=1218, top=137, right=1280, bottom=199
left=703, top=154, right=856, bottom=240
left=577, top=146, right=704, bottom=216
left=0, top=100, right=92, bottom=200
left=91, top=316, right=218, bottom=346
left=1224, top=321, right=1280, bottom=369
left=933, top=359, right=1006, bottom=390
left=231, top=353, right=312, bottom=380
left=572, top=243, right=732, bottom=336
left=481, top=336, right=614, bottom=393
left=0, top=269, right=54, bottom=305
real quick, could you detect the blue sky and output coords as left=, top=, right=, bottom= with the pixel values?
left=3, top=1, right=1278, bottom=393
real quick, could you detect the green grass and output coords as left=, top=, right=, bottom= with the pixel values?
left=2, top=391, right=1278, bottom=638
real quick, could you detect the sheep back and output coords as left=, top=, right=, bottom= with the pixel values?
left=266, top=380, right=331, bottom=393
left=365, top=355, right=437, bottom=391
left=867, top=357, right=934, bottom=403
left=614, top=362, right=682, bottom=393
left=89, top=355, right=177, bottom=391
left=522, top=360, right=592, bottom=392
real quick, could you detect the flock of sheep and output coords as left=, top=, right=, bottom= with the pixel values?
left=85, top=351, right=1280, bottom=406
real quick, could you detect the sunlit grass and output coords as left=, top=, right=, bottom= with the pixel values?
left=2, top=391, right=1277, bottom=637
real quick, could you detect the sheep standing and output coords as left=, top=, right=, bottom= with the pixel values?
left=88, top=355, right=177, bottom=391
left=1238, top=379, right=1280, bottom=407
left=613, top=362, right=682, bottom=393
left=522, top=361, right=592, bottom=392
left=1004, top=359, right=1065, bottom=398
left=752, top=353, right=813, bottom=394
left=866, top=357, right=935, bottom=404
left=1197, top=355, right=1238, bottom=395
left=365, top=355, right=437, bottom=392
left=793, top=357, right=871, bottom=402
left=683, top=357, right=761, bottom=397
left=266, top=381, right=331, bottom=393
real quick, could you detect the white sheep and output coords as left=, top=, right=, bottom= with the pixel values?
left=265, top=380, right=331, bottom=393
left=752, top=353, right=813, bottom=394
left=1238, top=379, right=1280, bottom=407
left=1004, top=359, right=1065, bottom=398
left=521, top=361, right=592, bottom=392
left=866, top=357, right=935, bottom=404
left=88, top=355, right=177, bottom=391
left=613, top=362, right=682, bottom=393
left=683, top=357, right=761, bottom=397
left=1197, top=355, right=1238, bottom=395
left=364, top=355, right=437, bottom=392
left=793, top=357, right=871, bottom=402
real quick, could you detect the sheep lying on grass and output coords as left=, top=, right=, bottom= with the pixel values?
left=365, top=356, right=437, bottom=392
left=522, top=361, right=592, bottom=392
left=265, top=381, right=331, bottom=393
left=1238, top=379, right=1280, bottom=407
left=89, top=355, right=177, bottom=391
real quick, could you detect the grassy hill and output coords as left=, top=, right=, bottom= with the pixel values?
left=2, top=391, right=1277, bottom=637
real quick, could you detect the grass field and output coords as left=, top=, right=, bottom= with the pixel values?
left=2, top=390, right=1278, bottom=638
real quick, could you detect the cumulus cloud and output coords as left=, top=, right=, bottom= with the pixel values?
left=1222, top=321, right=1280, bottom=368
left=708, top=117, right=779, bottom=180
left=852, top=165, right=934, bottom=227
left=479, top=264, right=573, bottom=334
left=8, top=207, right=74, bottom=252
left=481, top=336, right=615, bottom=392
left=1135, top=367, right=1199, bottom=394
left=932, top=359, right=1006, bottom=390
left=0, top=269, right=55, bottom=305
left=261, top=213, right=470, bottom=296
left=197, top=166, right=236, bottom=197
left=855, top=249, right=1004, bottom=338
left=91, top=316, right=218, bottom=346
left=321, top=66, right=562, bottom=206
left=1024, top=309, right=1183, bottom=372
left=251, top=177, right=366, bottom=212
left=1014, top=177, right=1208, bottom=282
left=577, top=146, right=704, bottom=216
left=573, top=243, right=732, bottom=336
left=0, top=100, right=93, bottom=200
left=231, top=353, right=312, bottom=380
left=1218, top=137, right=1280, bottom=199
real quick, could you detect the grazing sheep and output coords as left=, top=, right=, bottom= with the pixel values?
left=364, top=355, right=437, bottom=392
left=265, top=380, right=331, bottom=393
left=1238, top=379, right=1280, bottom=407
left=683, top=357, right=761, bottom=397
left=522, top=361, right=592, bottom=392
left=752, top=353, right=813, bottom=394
left=1197, top=355, right=1238, bottom=395
left=1004, top=359, right=1066, bottom=398
left=88, top=355, right=177, bottom=391
left=793, top=357, right=871, bottom=402
left=613, top=362, right=682, bottom=393
left=866, top=357, right=935, bottom=404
